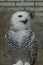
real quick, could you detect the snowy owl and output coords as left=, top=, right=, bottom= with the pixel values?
left=5, top=11, right=37, bottom=65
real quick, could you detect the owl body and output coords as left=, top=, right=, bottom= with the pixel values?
left=5, top=11, right=37, bottom=65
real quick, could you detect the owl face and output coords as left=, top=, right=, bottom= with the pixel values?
left=11, top=11, right=31, bottom=30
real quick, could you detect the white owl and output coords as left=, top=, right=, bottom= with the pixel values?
left=5, top=11, right=37, bottom=65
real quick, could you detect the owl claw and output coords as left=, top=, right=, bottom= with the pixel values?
left=25, top=62, right=30, bottom=65
left=13, top=60, right=23, bottom=65
left=13, top=64, right=16, bottom=65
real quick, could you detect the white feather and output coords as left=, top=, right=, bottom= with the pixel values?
left=11, top=30, right=28, bottom=45
left=10, top=11, right=30, bottom=30
left=10, top=11, right=31, bottom=45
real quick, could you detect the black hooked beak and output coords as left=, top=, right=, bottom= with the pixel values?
left=21, top=19, right=28, bottom=24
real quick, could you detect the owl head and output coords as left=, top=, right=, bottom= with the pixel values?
left=10, top=11, right=31, bottom=30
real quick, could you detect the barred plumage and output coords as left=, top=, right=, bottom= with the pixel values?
left=5, top=28, right=37, bottom=65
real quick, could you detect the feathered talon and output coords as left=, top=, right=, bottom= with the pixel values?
left=13, top=60, right=23, bottom=65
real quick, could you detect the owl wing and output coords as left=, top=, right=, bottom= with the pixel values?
left=5, top=30, right=18, bottom=54
left=23, top=31, right=37, bottom=64
left=30, top=32, right=37, bottom=63
left=28, top=32, right=37, bottom=64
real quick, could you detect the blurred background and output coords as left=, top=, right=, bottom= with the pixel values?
left=0, top=0, right=43, bottom=65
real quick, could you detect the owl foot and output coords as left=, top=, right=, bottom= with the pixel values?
left=13, top=63, right=18, bottom=65
left=25, top=62, right=30, bottom=65
left=13, top=60, right=23, bottom=65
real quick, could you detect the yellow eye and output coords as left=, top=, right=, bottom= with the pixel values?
left=18, top=15, right=23, bottom=18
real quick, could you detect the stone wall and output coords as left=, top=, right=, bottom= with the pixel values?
left=0, top=0, right=43, bottom=16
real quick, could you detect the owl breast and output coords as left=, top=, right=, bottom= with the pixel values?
left=13, top=30, right=28, bottom=45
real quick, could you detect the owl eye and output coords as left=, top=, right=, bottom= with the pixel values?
left=18, top=15, right=23, bottom=18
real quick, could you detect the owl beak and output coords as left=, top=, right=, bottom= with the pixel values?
left=21, top=19, right=28, bottom=24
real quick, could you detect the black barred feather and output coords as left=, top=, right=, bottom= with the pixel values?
left=5, top=28, right=37, bottom=65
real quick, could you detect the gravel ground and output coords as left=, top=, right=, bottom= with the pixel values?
left=0, top=11, right=43, bottom=65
